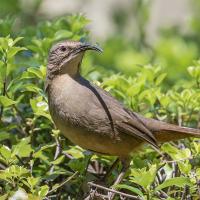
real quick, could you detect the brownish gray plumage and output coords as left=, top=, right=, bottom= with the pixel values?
left=46, top=40, right=200, bottom=159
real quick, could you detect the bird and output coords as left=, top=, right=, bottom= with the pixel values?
left=46, top=40, right=200, bottom=187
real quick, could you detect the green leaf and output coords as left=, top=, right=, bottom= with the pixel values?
left=161, top=143, right=191, bottom=160
left=0, top=194, right=8, bottom=200
left=7, top=46, right=26, bottom=58
left=33, top=143, right=56, bottom=161
left=0, top=37, right=9, bottom=50
left=130, top=164, right=157, bottom=189
left=0, top=132, right=10, bottom=141
left=188, top=65, right=200, bottom=79
left=67, top=158, right=86, bottom=173
left=38, top=185, right=49, bottom=197
left=12, top=137, right=33, bottom=158
left=194, top=142, right=200, bottom=154
left=178, top=161, right=191, bottom=175
left=64, top=146, right=84, bottom=159
left=55, top=30, right=73, bottom=40
left=0, top=165, right=29, bottom=180
left=30, top=97, right=52, bottom=121
left=155, top=177, right=192, bottom=191
left=12, top=37, right=24, bottom=46
left=114, top=184, right=144, bottom=197
left=0, top=96, right=16, bottom=107
left=51, top=155, right=65, bottom=165
left=20, top=67, right=44, bottom=80
left=21, top=84, right=42, bottom=93
left=0, top=145, right=11, bottom=160
left=23, top=176, right=40, bottom=193
left=155, top=73, right=167, bottom=85
left=127, top=84, right=141, bottom=96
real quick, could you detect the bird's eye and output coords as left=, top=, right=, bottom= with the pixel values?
left=60, top=46, right=67, bottom=52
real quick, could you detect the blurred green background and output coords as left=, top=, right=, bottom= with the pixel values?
left=1, top=0, right=200, bottom=85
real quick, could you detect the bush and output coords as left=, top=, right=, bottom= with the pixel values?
left=0, top=14, right=200, bottom=199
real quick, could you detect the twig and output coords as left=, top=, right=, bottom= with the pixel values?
left=48, top=171, right=79, bottom=195
left=163, top=157, right=193, bottom=164
left=87, top=182, right=143, bottom=200
left=181, top=185, right=187, bottom=200
left=155, top=191, right=168, bottom=199
left=49, top=136, right=62, bottom=174
left=16, top=155, right=26, bottom=166
left=0, top=52, right=8, bottom=122
left=29, top=152, right=34, bottom=175
left=195, top=176, right=200, bottom=198
left=0, top=162, right=6, bottom=169
left=156, top=172, right=162, bottom=185
left=62, top=151, right=74, bottom=159
left=44, top=195, right=57, bottom=200
left=0, top=80, right=6, bottom=120
left=171, top=162, right=180, bottom=198
left=84, top=189, right=107, bottom=200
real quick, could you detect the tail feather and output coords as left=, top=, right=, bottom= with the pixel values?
left=136, top=113, right=200, bottom=143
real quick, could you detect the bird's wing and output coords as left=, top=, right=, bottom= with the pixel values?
left=92, top=83, right=158, bottom=149
left=116, top=109, right=158, bottom=148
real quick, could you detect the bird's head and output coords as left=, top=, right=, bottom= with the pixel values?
left=47, top=41, right=102, bottom=80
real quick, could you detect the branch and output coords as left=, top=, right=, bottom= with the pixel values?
left=49, top=136, right=62, bottom=174
left=0, top=52, right=8, bottom=121
left=48, top=171, right=79, bottom=195
left=87, top=182, right=143, bottom=200
left=62, top=151, right=74, bottom=159
left=195, top=174, right=200, bottom=198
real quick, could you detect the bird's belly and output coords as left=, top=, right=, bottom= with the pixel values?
left=53, top=116, right=142, bottom=157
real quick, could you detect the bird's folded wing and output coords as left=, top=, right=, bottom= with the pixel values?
left=92, top=83, right=158, bottom=148
left=116, top=109, right=158, bottom=149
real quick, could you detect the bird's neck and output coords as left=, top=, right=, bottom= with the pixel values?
left=45, top=60, right=81, bottom=92
left=46, top=73, right=82, bottom=93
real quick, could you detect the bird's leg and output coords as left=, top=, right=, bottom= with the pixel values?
left=108, top=157, right=131, bottom=199
left=112, top=158, right=130, bottom=186
left=101, top=157, right=120, bottom=182
left=84, top=158, right=120, bottom=199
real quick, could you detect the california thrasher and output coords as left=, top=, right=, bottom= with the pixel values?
left=46, top=40, right=200, bottom=184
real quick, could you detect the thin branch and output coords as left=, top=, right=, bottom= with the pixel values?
left=48, top=171, right=79, bottom=195
left=0, top=52, right=8, bottom=121
left=62, top=151, right=74, bottom=159
left=87, top=182, right=143, bottom=200
left=181, top=185, right=187, bottom=200
left=49, top=136, right=62, bottom=174
left=0, top=162, right=7, bottom=169
left=156, top=191, right=169, bottom=199
left=16, top=155, right=26, bottom=166
left=84, top=189, right=107, bottom=200
left=156, top=172, right=162, bottom=185
left=194, top=174, right=200, bottom=198
left=163, top=157, right=193, bottom=164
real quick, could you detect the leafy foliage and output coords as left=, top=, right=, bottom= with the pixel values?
left=0, top=3, right=200, bottom=200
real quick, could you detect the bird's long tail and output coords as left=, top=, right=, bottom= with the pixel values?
left=138, top=114, right=200, bottom=143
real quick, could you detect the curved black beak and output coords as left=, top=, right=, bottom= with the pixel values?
left=74, top=43, right=103, bottom=54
